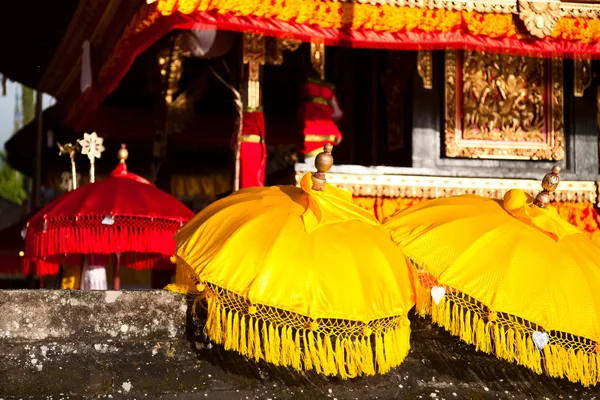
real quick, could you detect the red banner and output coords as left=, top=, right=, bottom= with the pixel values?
left=240, top=111, right=266, bottom=188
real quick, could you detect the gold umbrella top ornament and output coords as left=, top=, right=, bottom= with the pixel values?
left=168, top=144, right=415, bottom=378
left=78, top=132, right=105, bottom=183
left=57, top=142, right=80, bottom=191
left=384, top=166, right=600, bottom=387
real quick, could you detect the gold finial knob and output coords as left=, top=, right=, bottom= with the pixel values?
left=311, top=143, right=334, bottom=191
left=57, top=142, right=78, bottom=158
left=533, top=166, right=560, bottom=208
left=118, top=144, right=129, bottom=164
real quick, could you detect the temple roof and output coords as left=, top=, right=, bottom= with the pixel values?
left=0, top=0, right=142, bottom=98
left=0, top=1, right=79, bottom=89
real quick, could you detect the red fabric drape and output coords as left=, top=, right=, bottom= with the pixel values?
left=240, top=111, right=266, bottom=188
left=298, top=80, right=342, bottom=157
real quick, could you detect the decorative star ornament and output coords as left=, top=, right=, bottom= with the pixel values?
left=78, top=132, right=105, bottom=183
left=79, top=132, right=105, bottom=162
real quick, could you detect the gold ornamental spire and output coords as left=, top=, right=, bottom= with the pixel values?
left=117, top=144, right=129, bottom=165
left=311, top=143, right=333, bottom=191
left=533, top=166, right=561, bottom=208
left=57, top=142, right=79, bottom=191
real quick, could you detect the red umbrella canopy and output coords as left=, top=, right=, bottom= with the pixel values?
left=25, top=159, right=194, bottom=275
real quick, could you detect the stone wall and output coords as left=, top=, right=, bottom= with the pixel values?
left=0, top=290, right=597, bottom=399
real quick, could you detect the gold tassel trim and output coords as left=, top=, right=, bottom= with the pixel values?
left=409, top=261, right=600, bottom=387
left=166, top=257, right=412, bottom=378
left=202, top=290, right=410, bottom=378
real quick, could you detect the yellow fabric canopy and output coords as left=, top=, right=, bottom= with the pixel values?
left=383, top=189, right=600, bottom=386
left=168, top=173, right=414, bottom=378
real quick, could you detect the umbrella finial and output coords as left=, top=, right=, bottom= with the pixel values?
left=311, top=143, right=334, bottom=191
left=57, top=142, right=80, bottom=191
left=78, top=132, right=105, bottom=183
left=533, top=165, right=561, bottom=208
left=118, top=144, right=129, bottom=164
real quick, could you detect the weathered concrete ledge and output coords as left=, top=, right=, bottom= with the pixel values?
left=0, top=290, right=598, bottom=399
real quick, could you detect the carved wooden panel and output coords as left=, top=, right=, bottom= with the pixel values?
left=444, top=50, right=564, bottom=160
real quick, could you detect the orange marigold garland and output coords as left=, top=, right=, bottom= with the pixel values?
left=157, top=0, right=600, bottom=43
left=354, top=196, right=600, bottom=247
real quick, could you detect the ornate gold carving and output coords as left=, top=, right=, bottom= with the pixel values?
left=294, top=171, right=598, bottom=204
left=334, top=0, right=518, bottom=13
left=157, top=34, right=190, bottom=136
left=560, top=1, right=600, bottom=19
left=518, top=0, right=562, bottom=38
left=243, top=33, right=266, bottom=110
left=266, top=38, right=302, bottom=66
left=266, top=38, right=283, bottom=66
left=382, top=52, right=409, bottom=151
left=574, top=57, right=592, bottom=98
left=417, top=51, right=433, bottom=90
left=444, top=50, right=564, bottom=160
left=310, top=40, right=325, bottom=80
left=281, top=39, right=302, bottom=52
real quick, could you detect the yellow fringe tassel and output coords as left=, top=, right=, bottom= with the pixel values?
left=415, top=282, right=600, bottom=387
left=203, top=295, right=411, bottom=378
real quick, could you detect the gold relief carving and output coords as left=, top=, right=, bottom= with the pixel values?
left=281, top=39, right=302, bottom=52
left=574, top=57, right=592, bottom=98
left=417, top=50, right=433, bottom=90
left=266, top=38, right=302, bottom=66
left=445, top=50, right=564, bottom=160
left=243, top=33, right=266, bottom=109
left=265, top=37, right=283, bottom=66
left=382, top=52, right=409, bottom=151
left=294, top=171, right=598, bottom=204
left=310, top=40, right=326, bottom=80
left=518, top=0, right=562, bottom=38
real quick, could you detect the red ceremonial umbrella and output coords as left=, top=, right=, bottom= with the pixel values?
left=24, top=145, right=194, bottom=288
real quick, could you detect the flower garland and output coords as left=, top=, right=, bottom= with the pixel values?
left=354, top=196, right=600, bottom=246
left=157, top=0, right=600, bottom=43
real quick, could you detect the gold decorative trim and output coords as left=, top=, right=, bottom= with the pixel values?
left=444, top=50, right=564, bottom=161
left=266, top=38, right=302, bottom=66
left=240, top=134, right=263, bottom=143
left=243, top=33, right=266, bottom=109
left=347, top=0, right=518, bottom=13
left=574, top=57, right=592, bottom=98
left=417, top=51, right=433, bottom=90
left=518, top=0, right=561, bottom=38
left=294, top=171, right=598, bottom=204
left=310, top=40, right=325, bottom=80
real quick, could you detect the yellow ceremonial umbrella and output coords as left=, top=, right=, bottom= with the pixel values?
left=384, top=166, right=600, bottom=386
left=167, top=145, right=414, bottom=378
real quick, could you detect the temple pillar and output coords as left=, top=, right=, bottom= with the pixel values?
left=238, top=33, right=266, bottom=189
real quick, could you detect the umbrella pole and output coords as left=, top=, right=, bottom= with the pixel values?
left=55, top=266, right=63, bottom=289
left=113, top=253, right=121, bottom=290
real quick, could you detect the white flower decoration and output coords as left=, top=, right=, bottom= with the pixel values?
left=79, top=132, right=105, bottom=163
